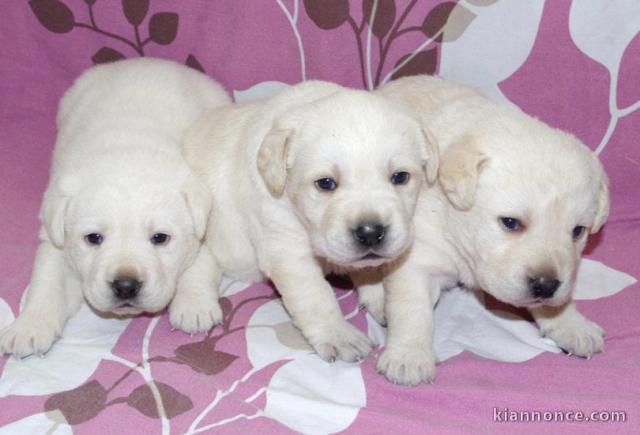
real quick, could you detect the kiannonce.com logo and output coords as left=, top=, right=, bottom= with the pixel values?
left=493, top=407, right=627, bottom=423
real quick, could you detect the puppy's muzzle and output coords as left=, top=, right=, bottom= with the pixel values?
left=528, top=274, right=561, bottom=299
left=110, top=276, right=143, bottom=300
left=352, top=222, right=386, bottom=247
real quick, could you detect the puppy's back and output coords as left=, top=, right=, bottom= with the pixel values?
left=56, top=58, right=230, bottom=155
left=378, top=75, right=483, bottom=116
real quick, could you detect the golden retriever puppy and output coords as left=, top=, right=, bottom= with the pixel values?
left=373, top=75, right=609, bottom=385
left=183, top=81, right=439, bottom=362
left=0, top=58, right=230, bottom=358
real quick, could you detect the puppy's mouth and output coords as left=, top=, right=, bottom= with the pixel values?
left=509, top=296, right=567, bottom=309
left=511, top=298, right=545, bottom=308
left=111, top=303, right=144, bottom=316
left=348, top=251, right=389, bottom=268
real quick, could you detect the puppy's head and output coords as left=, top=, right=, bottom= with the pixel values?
left=42, top=165, right=211, bottom=315
left=440, top=120, right=609, bottom=308
left=257, top=90, right=438, bottom=269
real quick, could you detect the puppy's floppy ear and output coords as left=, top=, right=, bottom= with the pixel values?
left=420, top=126, right=440, bottom=184
left=257, top=126, right=293, bottom=198
left=182, top=175, right=213, bottom=240
left=591, top=166, right=610, bottom=234
left=438, top=135, right=488, bottom=210
left=41, top=189, right=69, bottom=248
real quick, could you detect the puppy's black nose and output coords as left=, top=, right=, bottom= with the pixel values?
left=111, top=277, right=142, bottom=300
left=528, top=275, right=561, bottom=299
left=353, top=222, right=386, bottom=247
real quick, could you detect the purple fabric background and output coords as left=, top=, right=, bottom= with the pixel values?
left=0, top=1, right=638, bottom=433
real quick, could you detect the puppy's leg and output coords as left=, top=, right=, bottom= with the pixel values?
left=377, top=265, right=440, bottom=386
left=529, top=301, right=604, bottom=357
left=351, top=270, right=386, bottom=326
left=0, top=240, right=81, bottom=357
left=270, top=258, right=372, bottom=363
left=170, top=244, right=223, bottom=334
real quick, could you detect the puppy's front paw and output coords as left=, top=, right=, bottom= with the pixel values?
left=307, top=320, right=373, bottom=363
left=0, top=316, right=61, bottom=358
left=169, top=290, right=222, bottom=334
left=542, top=317, right=604, bottom=358
left=377, top=346, right=436, bottom=386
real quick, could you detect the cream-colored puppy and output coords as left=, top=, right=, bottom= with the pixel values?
left=372, top=76, right=609, bottom=385
left=183, top=81, right=438, bottom=362
left=0, top=58, right=231, bottom=358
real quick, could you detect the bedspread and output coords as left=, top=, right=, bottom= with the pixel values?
left=0, top=1, right=638, bottom=434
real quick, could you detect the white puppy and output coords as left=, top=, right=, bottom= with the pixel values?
left=183, top=81, right=439, bottom=362
left=372, top=76, right=609, bottom=385
left=0, top=58, right=231, bottom=358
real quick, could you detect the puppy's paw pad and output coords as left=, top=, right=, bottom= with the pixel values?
left=309, top=321, right=373, bottom=363
left=169, top=296, right=222, bottom=335
left=543, top=318, right=604, bottom=358
left=377, top=347, right=436, bottom=386
left=0, top=318, right=60, bottom=358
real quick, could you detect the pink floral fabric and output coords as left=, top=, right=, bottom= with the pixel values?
left=0, top=1, right=638, bottom=433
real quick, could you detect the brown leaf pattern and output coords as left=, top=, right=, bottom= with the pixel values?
left=122, top=0, right=149, bottom=26
left=303, top=0, right=350, bottom=30
left=127, top=382, right=192, bottom=419
left=422, top=1, right=456, bottom=42
left=29, top=1, right=189, bottom=62
left=92, top=47, right=126, bottom=65
left=186, top=54, right=205, bottom=72
left=363, top=0, right=396, bottom=38
left=391, top=48, right=438, bottom=80
left=219, top=296, right=232, bottom=319
left=175, top=340, right=238, bottom=375
left=304, top=0, right=475, bottom=87
left=44, top=380, right=108, bottom=425
left=29, top=0, right=75, bottom=34
left=148, top=12, right=179, bottom=45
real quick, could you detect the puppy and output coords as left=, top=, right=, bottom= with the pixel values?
left=0, top=58, right=231, bottom=358
left=183, top=81, right=439, bottom=362
left=372, top=76, right=609, bottom=385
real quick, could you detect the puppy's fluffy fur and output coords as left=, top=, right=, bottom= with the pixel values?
left=183, top=81, right=438, bottom=362
left=0, top=58, right=231, bottom=357
left=372, top=76, right=609, bottom=385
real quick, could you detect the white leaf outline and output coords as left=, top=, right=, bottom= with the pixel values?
left=263, top=355, right=366, bottom=434
left=569, top=0, right=640, bottom=154
left=104, top=316, right=169, bottom=435
left=275, top=0, right=306, bottom=81
left=0, top=294, right=169, bottom=434
left=437, top=0, right=545, bottom=102
left=0, top=299, right=132, bottom=398
left=0, top=410, right=72, bottom=435
left=241, top=294, right=366, bottom=433
left=365, top=0, right=377, bottom=90
left=186, top=365, right=265, bottom=434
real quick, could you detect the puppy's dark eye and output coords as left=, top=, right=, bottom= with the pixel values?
left=572, top=226, right=586, bottom=240
left=315, top=177, right=338, bottom=191
left=85, top=233, right=104, bottom=245
left=390, top=171, right=410, bottom=185
left=499, top=217, right=522, bottom=232
left=151, top=233, right=170, bottom=245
